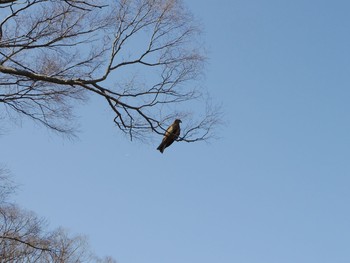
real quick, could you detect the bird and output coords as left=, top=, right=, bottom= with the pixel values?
left=157, top=119, right=182, bottom=153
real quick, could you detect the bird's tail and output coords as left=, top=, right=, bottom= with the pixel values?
left=157, top=144, right=164, bottom=153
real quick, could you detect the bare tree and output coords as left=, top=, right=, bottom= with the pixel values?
left=0, top=173, right=116, bottom=263
left=0, top=0, right=220, bottom=141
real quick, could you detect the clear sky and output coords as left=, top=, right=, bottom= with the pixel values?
left=1, top=0, right=350, bottom=262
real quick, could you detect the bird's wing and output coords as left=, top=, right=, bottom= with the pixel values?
left=163, top=122, right=179, bottom=143
left=165, top=123, right=175, bottom=136
left=166, top=123, right=180, bottom=138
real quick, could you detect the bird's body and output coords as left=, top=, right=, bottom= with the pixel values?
left=157, top=119, right=181, bottom=153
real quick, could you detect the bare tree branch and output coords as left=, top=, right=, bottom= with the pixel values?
left=0, top=0, right=220, bottom=142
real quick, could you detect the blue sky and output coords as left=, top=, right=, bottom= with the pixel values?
left=1, top=0, right=350, bottom=262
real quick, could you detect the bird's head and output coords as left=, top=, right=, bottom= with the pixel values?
left=175, top=119, right=182, bottom=124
